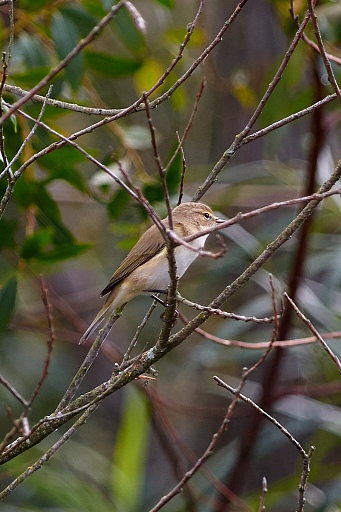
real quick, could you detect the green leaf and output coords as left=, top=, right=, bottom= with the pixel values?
left=84, top=50, right=142, bottom=78
left=60, top=4, right=97, bottom=38
left=153, top=0, right=176, bottom=8
left=0, top=276, right=17, bottom=334
left=143, top=181, right=164, bottom=203
left=11, top=67, right=52, bottom=89
left=112, top=387, right=150, bottom=510
left=19, top=0, right=51, bottom=10
left=39, top=147, right=88, bottom=193
left=107, top=189, right=130, bottom=219
left=20, top=228, right=54, bottom=260
left=0, top=218, right=17, bottom=249
left=13, top=176, right=38, bottom=208
left=1, top=102, right=18, bottom=133
left=36, top=243, right=92, bottom=263
left=20, top=228, right=91, bottom=262
left=13, top=33, right=50, bottom=68
left=134, top=58, right=164, bottom=96
left=83, top=0, right=106, bottom=18
left=51, top=12, right=84, bottom=91
left=111, top=5, right=146, bottom=55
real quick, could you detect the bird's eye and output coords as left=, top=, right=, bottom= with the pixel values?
left=203, top=212, right=210, bottom=219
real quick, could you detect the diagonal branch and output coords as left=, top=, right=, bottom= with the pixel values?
left=192, top=8, right=312, bottom=201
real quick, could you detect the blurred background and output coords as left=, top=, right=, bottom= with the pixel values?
left=1, top=0, right=341, bottom=510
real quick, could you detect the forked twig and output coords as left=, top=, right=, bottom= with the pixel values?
left=0, top=1, right=127, bottom=126
left=308, top=0, right=341, bottom=105
left=290, top=0, right=341, bottom=66
left=214, top=377, right=315, bottom=512
left=149, top=372, right=249, bottom=512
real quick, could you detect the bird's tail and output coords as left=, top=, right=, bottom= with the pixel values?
left=78, top=304, right=110, bottom=345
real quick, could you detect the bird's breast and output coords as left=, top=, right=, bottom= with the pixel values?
left=127, top=234, right=208, bottom=293
left=174, top=234, right=208, bottom=277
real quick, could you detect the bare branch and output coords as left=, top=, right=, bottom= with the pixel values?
left=214, top=376, right=308, bottom=458
left=214, top=377, right=316, bottom=512
left=57, top=305, right=126, bottom=412
left=242, top=93, right=336, bottom=145
left=184, top=187, right=341, bottom=243
left=258, top=477, right=268, bottom=512
left=0, top=402, right=99, bottom=500
left=120, top=299, right=159, bottom=368
left=2, top=86, right=52, bottom=177
left=26, top=276, right=55, bottom=408
left=193, top=324, right=341, bottom=350
left=297, top=446, right=315, bottom=512
left=290, top=1, right=341, bottom=66
left=0, top=374, right=27, bottom=407
left=143, top=93, right=172, bottom=224
left=308, top=0, right=341, bottom=105
left=193, top=8, right=312, bottom=201
left=149, top=371, right=250, bottom=512
left=0, top=1, right=127, bottom=126
left=285, top=293, right=341, bottom=373
left=177, top=293, right=277, bottom=324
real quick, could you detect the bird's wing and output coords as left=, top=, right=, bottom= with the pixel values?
left=100, top=224, right=165, bottom=297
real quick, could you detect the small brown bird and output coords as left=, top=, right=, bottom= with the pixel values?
left=79, top=202, right=224, bottom=344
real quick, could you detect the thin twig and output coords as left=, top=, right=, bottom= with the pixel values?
left=191, top=323, right=341, bottom=350
left=308, top=0, right=341, bottom=105
left=0, top=53, right=10, bottom=173
left=2, top=86, right=53, bottom=177
left=241, top=93, right=336, bottom=145
left=0, top=1, right=127, bottom=126
left=177, top=293, right=276, bottom=324
left=169, top=230, right=227, bottom=258
left=184, top=187, right=341, bottom=243
left=285, top=293, right=341, bottom=373
left=143, top=93, right=172, bottom=224
left=297, top=446, right=315, bottom=512
left=149, top=371, right=249, bottom=512
left=56, top=305, right=126, bottom=411
left=214, top=377, right=308, bottom=458
left=290, top=0, right=341, bottom=66
left=0, top=402, right=100, bottom=500
left=27, top=276, right=55, bottom=408
left=193, top=8, right=312, bottom=201
left=176, top=131, right=186, bottom=206
left=0, top=374, right=28, bottom=407
left=166, top=78, right=206, bottom=175
left=120, top=299, right=158, bottom=368
left=259, top=477, right=268, bottom=512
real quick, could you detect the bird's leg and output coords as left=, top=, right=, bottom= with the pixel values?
left=147, top=290, right=179, bottom=322
left=151, top=294, right=168, bottom=307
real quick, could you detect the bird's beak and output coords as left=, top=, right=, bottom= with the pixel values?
left=215, top=216, right=225, bottom=224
